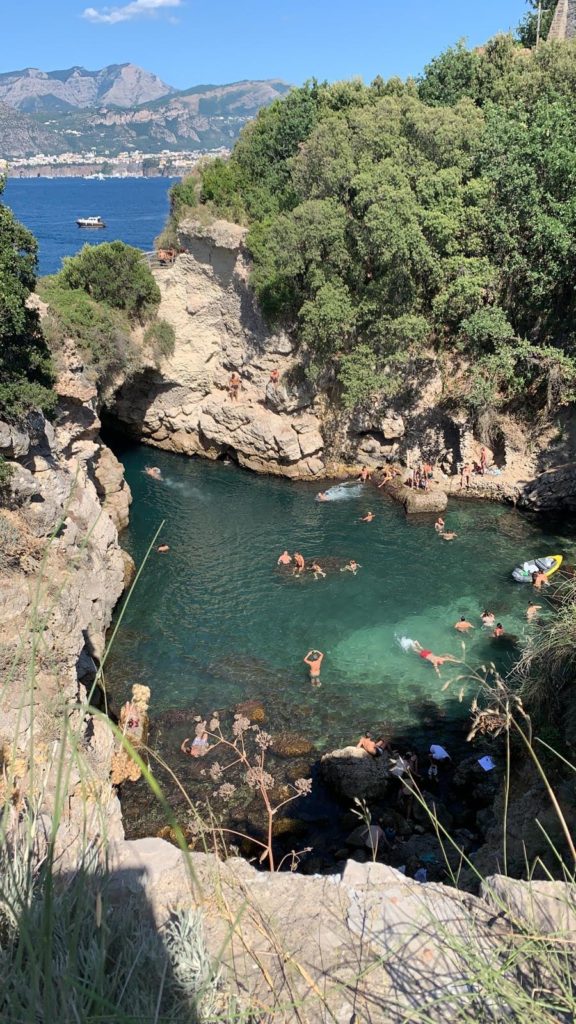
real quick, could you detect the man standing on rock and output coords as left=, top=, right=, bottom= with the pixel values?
left=229, top=371, right=241, bottom=401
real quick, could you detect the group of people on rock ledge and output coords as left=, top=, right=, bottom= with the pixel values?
left=228, top=367, right=280, bottom=402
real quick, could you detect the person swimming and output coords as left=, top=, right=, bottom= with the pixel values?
left=277, top=550, right=292, bottom=566
left=434, top=517, right=445, bottom=533
left=316, top=492, right=328, bottom=502
left=412, top=641, right=460, bottom=676
left=341, top=560, right=361, bottom=575
left=304, top=649, right=324, bottom=686
left=157, top=543, right=170, bottom=553
left=493, top=622, right=505, bottom=638
left=532, top=570, right=549, bottom=590
left=180, top=732, right=210, bottom=758
left=311, top=561, right=326, bottom=579
left=441, top=531, right=458, bottom=541
left=144, top=466, right=162, bottom=479
left=454, top=616, right=474, bottom=632
left=360, top=512, right=375, bottom=522
left=526, top=601, right=542, bottom=621
left=481, top=610, right=495, bottom=627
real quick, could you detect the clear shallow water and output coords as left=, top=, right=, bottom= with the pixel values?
left=106, top=441, right=576, bottom=753
left=3, top=177, right=176, bottom=276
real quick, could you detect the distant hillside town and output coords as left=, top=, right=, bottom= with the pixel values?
left=0, top=63, right=290, bottom=170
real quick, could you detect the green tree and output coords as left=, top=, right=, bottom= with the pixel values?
left=59, top=241, right=160, bottom=321
left=517, top=0, right=555, bottom=47
left=0, top=177, right=54, bottom=420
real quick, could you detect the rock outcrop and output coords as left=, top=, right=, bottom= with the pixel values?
left=0, top=341, right=131, bottom=859
left=320, top=746, right=390, bottom=801
left=110, top=220, right=326, bottom=479
left=104, top=218, right=576, bottom=508
left=104, top=837, right=576, bottom=1023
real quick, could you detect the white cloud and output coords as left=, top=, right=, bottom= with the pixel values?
left=83, top=0, right=182, bottom=25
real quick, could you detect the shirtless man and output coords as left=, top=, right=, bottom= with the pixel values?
left=532, top=570, right=549, bottom=590
left=434, top=517, right=445, bottom=533
left=441, top=531, right=458, bottom=541
left=481, top=610, right=495, bottom=627
left=229, top=372, right=241, bottom=401
left=357, top=732, right=380, bottom=757
left=493, top=622, right=505, bottom=638
left=454, top=616, right=474, bottom=633
left=144, top=466, right=162, bottom=479
left=378, top=468, right=392, bottom=488
left=311, top=560, right=326, bottom=580
left=157, top=544, right=170, bottom=553
left=293, top=552, right=305, bottom=575
left=316, top=492, right=328, bottom=502
left=460, top=463, right=471, bottom=489
left=412, top=641, right=460, bottom=676
left=277, top=550, right=292, bottom=566
left=526, top=601, right=542, bottom=621
left=304, top=649, right=324, bottom=685
left=341, top=560, right=361, bottom=575
left=358, top=466, right=371, bottom=482
left=480, top=447, right=488, bottom=475
left=360, top=511, right=375, bottom=522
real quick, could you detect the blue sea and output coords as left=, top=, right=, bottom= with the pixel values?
left=3, top=176, right=177, bottom=276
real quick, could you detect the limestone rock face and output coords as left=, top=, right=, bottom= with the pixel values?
left=0, top=341, right=131, bottom=858
left=109, top=220, right=326, bottom=479
left=104, top=839, right=567, bottom=1023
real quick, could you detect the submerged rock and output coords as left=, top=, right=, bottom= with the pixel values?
left=272, top=733, right=314, bottom=758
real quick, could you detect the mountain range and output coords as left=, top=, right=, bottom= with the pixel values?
left=0, top=63, right=290, bottom=159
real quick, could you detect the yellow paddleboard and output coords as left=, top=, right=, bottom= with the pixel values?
left=546, top=554, right=563, bottom=577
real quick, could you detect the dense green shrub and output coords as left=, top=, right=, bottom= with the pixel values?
left=59, top=241, right=160, bottom=321
left=39, top=278, right=139, bottom=388
left=0, top=178, right=55, bottom=420
left=190, top=35, right=576, bottom=409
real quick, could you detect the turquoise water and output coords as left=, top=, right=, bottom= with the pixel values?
left=106, top=441, right=576, bottom=754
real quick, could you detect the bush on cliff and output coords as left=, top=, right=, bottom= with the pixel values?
left=0, top=177, right=55, bottom=420
left=188, top=36, right=576, bottom=410
left=58, top=241, right=160, bottom=321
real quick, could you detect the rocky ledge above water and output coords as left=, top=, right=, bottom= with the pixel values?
left=103, top=216, right=576, bottom=510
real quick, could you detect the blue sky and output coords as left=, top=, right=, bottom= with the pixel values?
left=4, top=0, right=529, bottom=89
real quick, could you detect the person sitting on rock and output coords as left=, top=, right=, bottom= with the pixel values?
left=181, top=732, right=210, bottom=758
left=277, top=550, right=292, bottom=566
left=358, top=466, right=371, bottom=482
left=269, top=368, right=280, bottom=384
left=357, top=731, right=381, bottom=757
left=311, top=560, right=326, bottom=580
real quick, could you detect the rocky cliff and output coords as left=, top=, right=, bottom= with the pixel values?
left=109, top=217, right=576, bottom=509
left=0, top=338, right=132, bottom=859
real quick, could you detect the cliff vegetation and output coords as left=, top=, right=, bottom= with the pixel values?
left=177, top=34, right=576, bottom=413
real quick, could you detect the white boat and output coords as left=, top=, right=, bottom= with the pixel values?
left=77, top=216, right=106, bottom=228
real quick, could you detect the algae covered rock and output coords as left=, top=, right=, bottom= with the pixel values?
left=320, top=746, right=390, bottom=802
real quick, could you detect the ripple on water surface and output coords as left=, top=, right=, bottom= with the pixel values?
left=106, top=442, right=576, bottom=750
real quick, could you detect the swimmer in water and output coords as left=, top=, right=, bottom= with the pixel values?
left=311, top=560, right=326, bottom=580
left=412, top=641, right=460, bottom=676
left=441, top=531, right=458, bottom=541
left=144, top=466, right=162, bottom=479
left=157, top=544, right=170, bottom=553
left=454, top=616, right=474, bottom=633
left=526, top=601, right=542, bottom=621
left=304, top=649, right=324, bottom=686
left=316, top=492, right=328, bottom=502
left=341, top=560, right=361, bottom=575
left=481, top=610, right=495, bottom=627
left=293, top=552, right=305, bottom=575
left=434, top=517, right=445, bottom=533
left=360, top=512, right=375, bottom=522
left=277, top=550, right=292, bottom=566
left=493, top=622, right=505, bottom=638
